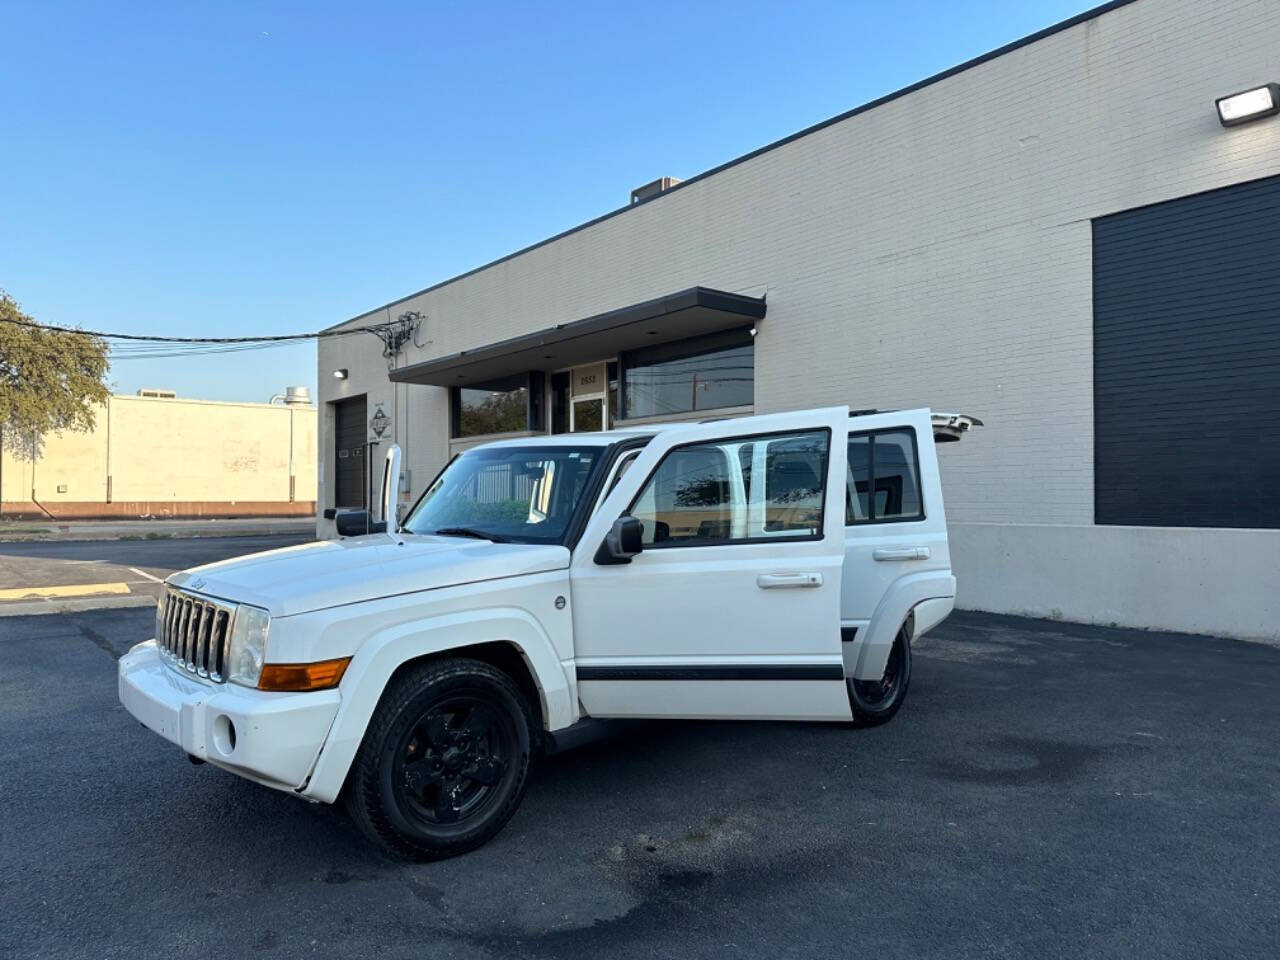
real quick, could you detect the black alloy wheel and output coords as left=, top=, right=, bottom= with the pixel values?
left=393, top=697, right=515, bottom=830
left=847, top=626, right=912, bottom=726
left=345, top=658, right=533, bottom=859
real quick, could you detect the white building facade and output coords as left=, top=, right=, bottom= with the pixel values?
left=318, top=0, right=1280, bottom=641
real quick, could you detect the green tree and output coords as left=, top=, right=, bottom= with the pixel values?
left=0, top=289, right=110, bottom=459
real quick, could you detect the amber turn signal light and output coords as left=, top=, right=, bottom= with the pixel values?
left=257, top=657, right=351, bottom=692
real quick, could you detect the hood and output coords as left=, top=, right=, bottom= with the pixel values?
left=169, top=534, right=570, bottom=617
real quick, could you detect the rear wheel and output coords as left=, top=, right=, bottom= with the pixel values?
left=344, top=658, right=533, bottom=860
left=848, top=626, right=912, bottom=726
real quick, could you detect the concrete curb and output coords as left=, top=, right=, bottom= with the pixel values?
left=0, top=524, right=315, bottom=544
left=0, top=595, right=157, bottom=617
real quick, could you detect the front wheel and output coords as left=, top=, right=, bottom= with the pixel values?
left=344, top=658, right=533, bottom=860
left=847, top=626, right=912, bottom=726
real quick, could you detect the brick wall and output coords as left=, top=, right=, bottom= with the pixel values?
left=318, top=0, right=1280, bottom=637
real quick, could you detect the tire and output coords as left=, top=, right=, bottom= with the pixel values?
left=847, top=626, right=912, bottom=726
left=344, top=658, right=534, bottom=860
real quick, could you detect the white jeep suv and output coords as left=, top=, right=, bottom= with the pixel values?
left=119, top=405, right=977, bottom=858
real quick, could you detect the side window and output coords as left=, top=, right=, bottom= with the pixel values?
left=760, top=433, right=825, bottom=533
left=632, top=445, right=733, bottom=544
left=630, top=429, right=829, bottom=546
left=846, top=429, right=923, bottom=524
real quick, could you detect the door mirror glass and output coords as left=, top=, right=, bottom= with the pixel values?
left=335, top=509, right=386, bottom=537
left=595, top=515, right=644, bottom=564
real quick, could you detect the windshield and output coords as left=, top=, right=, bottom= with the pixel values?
left=403, top=445, right=605, bottom=544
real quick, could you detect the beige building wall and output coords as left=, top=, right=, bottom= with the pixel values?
left=0, top=395, right=317, bottom=519
left=317, top=0, right=1280, bottom=639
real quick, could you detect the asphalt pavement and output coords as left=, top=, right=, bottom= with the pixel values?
left=0, top=516, right=315, bottom=542
left=2, top=608, right=1277, bottom=959
left=0, top=533, right=313, bottom=613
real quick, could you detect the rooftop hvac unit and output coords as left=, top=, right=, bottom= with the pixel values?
left=270, top=385, right=314, bottom=406
left=630, top=176, right=682, bottom=204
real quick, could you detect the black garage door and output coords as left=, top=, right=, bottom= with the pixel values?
left=1093, top=174, right=1280, bottom=529
left=334, top=395, right=367, bottom=509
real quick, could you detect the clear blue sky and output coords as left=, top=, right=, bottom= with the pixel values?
left=1, top=0, right=1095, bottom=403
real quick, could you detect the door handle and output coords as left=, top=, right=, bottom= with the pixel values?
left=872, top=547, right=931, bottom=561
left=757, top=572, right=824, bottom=589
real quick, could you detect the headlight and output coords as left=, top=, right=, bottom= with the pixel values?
left=227, top=604, right=270, bottom=687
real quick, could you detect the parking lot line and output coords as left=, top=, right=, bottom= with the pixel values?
left=0, top=581, right=132, bottom=601
left=127, top=567, right=164, bottom=583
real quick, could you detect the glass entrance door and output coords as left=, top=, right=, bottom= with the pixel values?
left=550, top=362, right=615, bottom=433
left=570, top=397, right=604, bottom=432
left=568, top=363, right=607, bottom=433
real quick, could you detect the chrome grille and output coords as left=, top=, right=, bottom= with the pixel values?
left=158, top=586, right=235, bottom=682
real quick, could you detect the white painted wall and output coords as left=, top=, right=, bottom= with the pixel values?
left=1, top=395, right=317, bottom=517
left=951, top=522, right=1280, bottom=643
left=317, top=0, right=1280, bottom=638
left=317, top=339, right=450, bottom=536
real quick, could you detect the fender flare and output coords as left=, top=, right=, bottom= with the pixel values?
left=851, top=572, right=956, bottom=681
left=301, top=606, right=573, bottom=804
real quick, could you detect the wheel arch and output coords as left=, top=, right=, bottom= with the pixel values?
left=383, top=640, right=546, bottom=736
left=850, top=572, right=956, bottom=681
left=301, top=607, right=574, bottom=804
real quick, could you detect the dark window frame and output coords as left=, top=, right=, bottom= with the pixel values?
left=618, top=328, right=755, bottom=420
left=623, top=426, right=833, bottom=550
left=845, top=427, right=926, bottom=526
left=449, top=371, right=544, bottom=439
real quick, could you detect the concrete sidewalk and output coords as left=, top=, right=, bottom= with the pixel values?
left=0, top=516, right=315, bottom=542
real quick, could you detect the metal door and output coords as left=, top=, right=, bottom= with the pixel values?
left=334, top=395, right=367, bottom=508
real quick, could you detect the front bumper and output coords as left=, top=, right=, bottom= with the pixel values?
left=118, top=640, right=342, bottom=795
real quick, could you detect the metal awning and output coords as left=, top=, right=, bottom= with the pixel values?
left=388, top=286, right=766, bottom=389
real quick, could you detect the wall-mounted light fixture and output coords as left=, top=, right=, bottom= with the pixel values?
left=333, top=368, right=349, bottom=380
left=1216, top=83, right=1280, bottom=127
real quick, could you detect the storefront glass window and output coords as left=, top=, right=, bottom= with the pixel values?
left=621, top=329, right=754, bottom=419
left=454, top=383, right=529, bottom=437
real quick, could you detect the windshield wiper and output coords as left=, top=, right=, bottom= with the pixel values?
left=430, top=526, right=508, bottom=544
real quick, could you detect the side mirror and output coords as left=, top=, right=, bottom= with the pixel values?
left=335, top=509, right=386, bottom=537
left=594, top=516, right=644, bottom=565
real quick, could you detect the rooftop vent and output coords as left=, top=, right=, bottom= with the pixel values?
left=270, top=385, right=314, bottom=406
left=137, top=388, right=177, bottom=399
left=630, top=176, right=682, bottom=205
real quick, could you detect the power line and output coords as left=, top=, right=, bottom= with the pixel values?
left=107, top=341, right=310, bottom=361
left=0, top=314, right=384, bottom=343
left=0, top=311, right=424, bottom=363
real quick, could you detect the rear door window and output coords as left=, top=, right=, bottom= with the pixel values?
left=846, top=429, right=924, bottom=524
